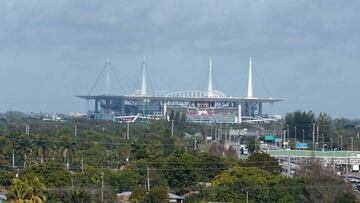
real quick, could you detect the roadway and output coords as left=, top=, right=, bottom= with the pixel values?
left=267, top=150, right=360, bottom=159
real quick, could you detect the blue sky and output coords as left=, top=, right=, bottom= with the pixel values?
left=1, top=0, right=360, bottom=118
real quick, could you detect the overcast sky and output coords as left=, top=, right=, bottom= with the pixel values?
left=1, top=0, right=360, bottom=118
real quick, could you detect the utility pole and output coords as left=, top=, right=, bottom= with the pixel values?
left=330, top=138, right=333, bottom=150
left=312, top=124, right=315, bottom=151
left=126, top=122, right=130, bottom=140
left=316, top=126, right=319, bottom=149
left=25, top=124, right=30, bottom=135
left=351, top=137, right=354, bottom=151
left=171, top=120, right=174, bottom=137
left=286, top=124, right=289, bottom=142
left=294, top=127, right=297, bottom=148
left=340, top=135, right=343, bottom=151
left=333, top=149, right=336, bottom=177
left=101, top=171, right=104, bottom=203
left=12, top=148, right=15, bottom=168
left=322, top=133, right=325, bottom=151
left=74, top=125, right=77, bottom=137
left=147, top=167, right=150, bottom=192
left=283, top=130, right=286, bottom=149
left=219, top=123, right=222, bottom=141
left=347, top=151, right=350, bottom=179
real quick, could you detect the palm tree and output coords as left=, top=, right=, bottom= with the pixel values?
left=4, top=133, right=21, bottom=168
left=27, top=176, right=47, bottom=203
left=16, top=135, right=32, bottom=168
left=32, top=136, right=49, bottom=164
left=0, top=137, right=7, bottom=166
left=65, top=189, right=91, bottom=203
left=7, top=176, right=47, bottom=203
left=61, top=135, right=76, bottom=170
left=6, top=178, right=30, bottom=202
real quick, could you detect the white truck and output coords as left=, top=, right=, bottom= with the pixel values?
left=352, top=164, right=359, bottom=172
left=240, top=145, right=249, bottom=155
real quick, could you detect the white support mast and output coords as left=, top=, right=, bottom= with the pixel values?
left=141, top=56, right=147, bottom=96
left=105, top=57, right=111, bottom=95
left=207, top=58, right=213, bottom=98
left=247, top=57, right=253, bottom=98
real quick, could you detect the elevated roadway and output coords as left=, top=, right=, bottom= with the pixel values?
left=267, top=150, right=360, bottom=158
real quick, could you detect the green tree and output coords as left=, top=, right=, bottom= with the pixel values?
left=242, top=152, right=281, bottom=175
left=131, top=142, right=150, bottom=160
left=106, top=170, right=141, bottom=193
left=285, top=111, right=316, bottom=141
left=65, top=188, right=91, bottom=203
left=162, top=128, right=176, bottom=156
left=196, top=153, right=228, bottom=182
left=0, top=137, right=9, bottom=167
left=334, top=191, right=358, bottom=203
left=75, top=165, right=102, bottom=187
left=61, top=135, right=76, bottom=170
left=248, top=137, right=260, bottom=153
left=129, top=186, right=147, bottom=203
left=268, top=177, right=307, bottom=203
left=145, top=186, right=168, bottom=203
left=16, top=135, right=32, bottom=168
left=317, top=112, right=332, bottom=137
left=7, top=178, right=31, bottom=202
left=21, top=162, right=71, bottom=187
left=32, top=135, right=49, bottom=164
left=163, top=150, right=199, bottom=191
left=7, top=176, right=47, bottom=203
left=211, top=166, right=282, bottom=202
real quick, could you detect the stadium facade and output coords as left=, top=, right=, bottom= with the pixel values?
left=78, top=58, right=284, bottom=123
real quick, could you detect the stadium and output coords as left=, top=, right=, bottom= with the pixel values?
left=78, top=57, right=284, bottom=123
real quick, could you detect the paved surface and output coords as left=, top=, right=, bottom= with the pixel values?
left=267, top=150, right=360, bottom=158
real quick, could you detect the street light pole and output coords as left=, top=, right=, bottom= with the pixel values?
left=330, top=138, right=333, bottom=151
left=340, top=135, right=343, bottom=151
left=101, top=171, right=104, bottom=203
left=333, top=149, right=336, bottom=177
left=294, top=126, right=297, bottom=148
left=312, top=123, right=315, bottom=151
left=171, top=120, right=174, bottom=137
left=287, top=124, right=289, bottom=143
left=316, top=126, right=319, bottom=149
left=127, top=122, right=130, bottom=140
left=74, top=125, right=77, bottom=137
left=283, top=130, right=286, bottom=149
